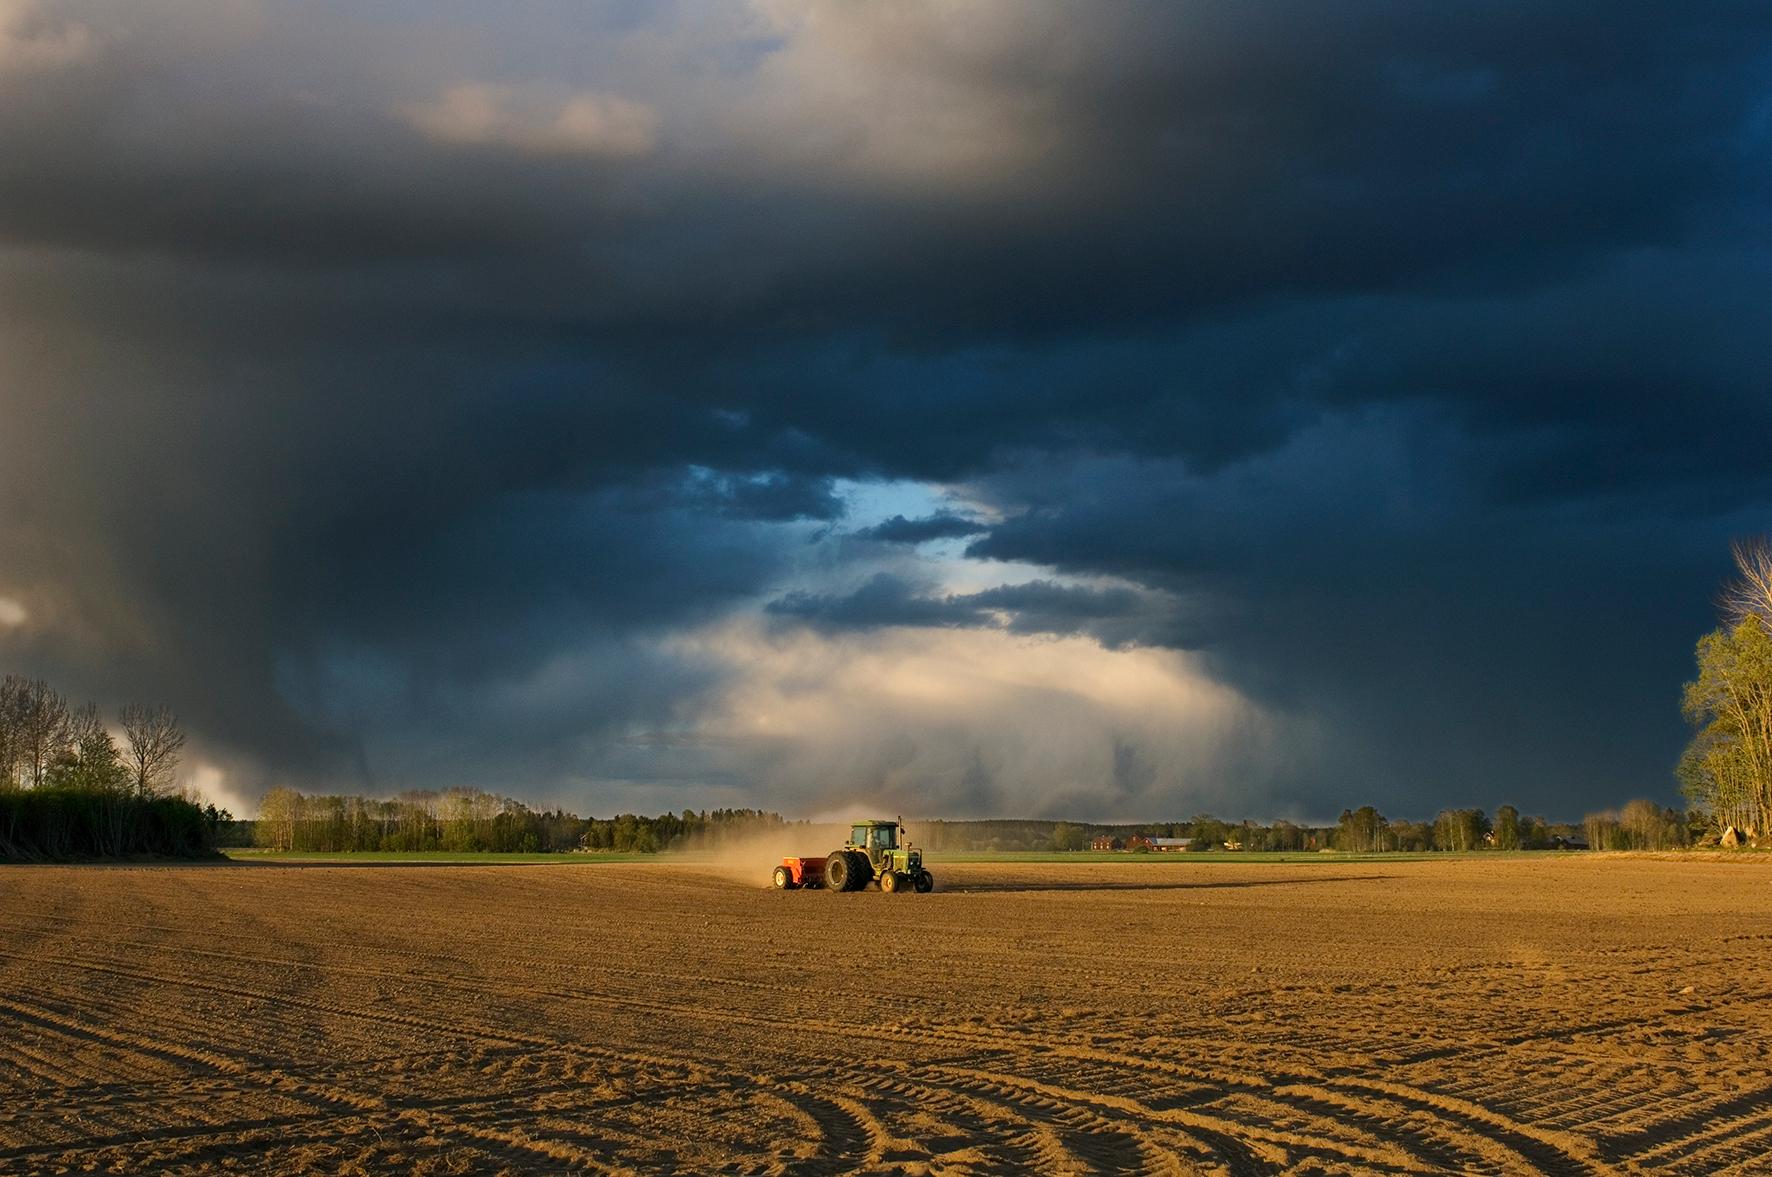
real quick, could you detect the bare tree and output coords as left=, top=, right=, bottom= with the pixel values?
left=0, top=674, right=25, bottom=790
left=17, top=678, right=70, bottom=788
left=119, top=703, right=186, bottom=797
left=1722, top=536, right=1772, bottom=632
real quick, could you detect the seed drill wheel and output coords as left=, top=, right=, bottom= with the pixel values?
left=773, top=865, right=795, bottom=890
left=825, top=852, right=851, bottom=892
left=914, top=870, right=933, bottom=893
left=880, top=870, right=900, bottom=893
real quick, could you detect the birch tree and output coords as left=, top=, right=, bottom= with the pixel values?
left=1721, top=536, right=1772, bottom=631
left=1683, top=539, right=1772, bottom=837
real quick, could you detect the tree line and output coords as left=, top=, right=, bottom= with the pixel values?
left=0, top=673, right=218, bottom=860
left=251, top=787, right=789, bottom=853
left=229, top=801, right=1699, bottom=857
left=1033, top=811, right=1593, bottom=854
left=1324, top=802, right=1694, bottom=853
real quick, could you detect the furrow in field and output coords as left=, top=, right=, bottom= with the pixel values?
left=380, top=1104, right=629, bottom=1175
left=12, top=944, right=1285, bottom=1106
left=0, top=949, right=550, bottom=1053
left=0, top=992, right=246, bottom=1080
left=1408, top=1061, right=1694, bottom=1139
left=6, top=859, right=1772, bottom=1174
left=0, top=1032, right=117, bottom=1090
left=818, top=1065, right=1105, bottom=1174
left=0, top=1103, right=362, bottom=1166
left=1315, top=1076, right=1607, bottom=1175
left=1597, top=1081, right=1772, bottom=1168
left=1634, top=1119, right=1772, bottom=1175
left=1268, top=1078, right=1612, bottom=1177
left=922, top=1063, right=1279, bottom=1175
left=1, top=959, right=432, bottom=1069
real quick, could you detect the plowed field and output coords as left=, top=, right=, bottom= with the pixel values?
left=2, top=856, right=1769, bottom=1174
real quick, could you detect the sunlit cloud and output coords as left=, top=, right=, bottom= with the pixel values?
left=730, top=1, right=1066, bottom=189
left=403, top=83, right=659, bottom=157
left=0, top=0, right=92, bottom=76
left=185, top=762, right=252, bottom=819
left=662, top=618, right=1296, bottom=819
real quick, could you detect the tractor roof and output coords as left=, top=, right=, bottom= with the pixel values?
left=853, top=818, right=899, bottom=827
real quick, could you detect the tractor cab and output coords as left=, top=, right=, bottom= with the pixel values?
left=852, top=821, right=898, bottom=864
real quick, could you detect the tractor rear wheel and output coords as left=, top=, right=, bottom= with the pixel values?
left=773, top=865, right=795, bottom=890
left=914, top=870, right=933, bottom=893
left=880, top=870, right=900, bottom=893
left=845, top=850, right=871, bottom=891
left=825, top=852, right=850, bottom=892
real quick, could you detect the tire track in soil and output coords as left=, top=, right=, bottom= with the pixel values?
left=1183, top=1092, right=1433, bottom=1175
left=0, top=1061, right=684, bottom=1173
left=1320, top=1077, right=1605, bottom=1175
left=377, top=1105, right=630, bottom=1175
left=919, top=1064, right=1286, bottom=1175
left=1646, top=1123, right=1772, bottom=1175
left=11, top=860, right=1772, bottom=1175
left=54, top=897, right=1685, bottom=1077
left=0, top=948, right=562, bottom=1054
left=818, top=1067, right=1097, bottom=1174
left=0, top=993, right=248, bottom=1078
left=1262, top=1088, right=1488, bottom=1174
left=1596, top=1081, right=1772, bottom=1168
left=1, top=965, right=434, bottom=1072
left=0, top=943, right=1293, bottom=1113
left=1267, top=1077, right=1612, bottom=1177
left=4, top=968, right=722, bottom=1122
left=0, top=920, right=1019, bottom=1047
left=915, top=1069, right=1176, bottom=1175
left=772, top=1088, right=884, bottom=1176
left=0, top=1105, right=367, bottom=1166
left=13, top=945, right=1581, bottom=1175
left=0, top=972, right=723, bottom=1172
left=900, top=1050, right=1502, bottom=1175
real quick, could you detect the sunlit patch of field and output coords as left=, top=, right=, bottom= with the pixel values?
left=2, top=857, right=1768, bottom=1174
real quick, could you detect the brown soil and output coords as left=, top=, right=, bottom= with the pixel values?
left=1, top=856, right=1768, bottom=1174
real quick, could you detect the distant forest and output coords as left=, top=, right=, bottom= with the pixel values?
left=236, top=787, right=1694, bottom=855
left=248, top=787, right=789, bottom=854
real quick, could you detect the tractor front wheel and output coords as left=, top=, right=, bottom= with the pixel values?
left=881, top=870, right=901, bottom=893
left=773, top=865, right=795, bottom=890
left=825, top=852, right=851, bottom=892
left=914, top=870, right=933, bottom=893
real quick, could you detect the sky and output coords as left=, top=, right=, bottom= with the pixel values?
left=1, top=1, right=1768, bottom=822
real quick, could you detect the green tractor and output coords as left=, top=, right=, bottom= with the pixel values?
left=822, top=819, right=933, bottom=893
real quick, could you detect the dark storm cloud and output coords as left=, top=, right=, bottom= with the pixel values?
left=1, top=1, right=1768, bottom=814
left=768, top=572, right=1192, bottom=650
left=854, top=512, right=987, bottom=545
left=677, top=470, right=845, bottom=522
left=768, top=573, right=978, bottom=631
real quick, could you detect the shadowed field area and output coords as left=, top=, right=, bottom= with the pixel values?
left=2, top=857, right=1769, bottom=1174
